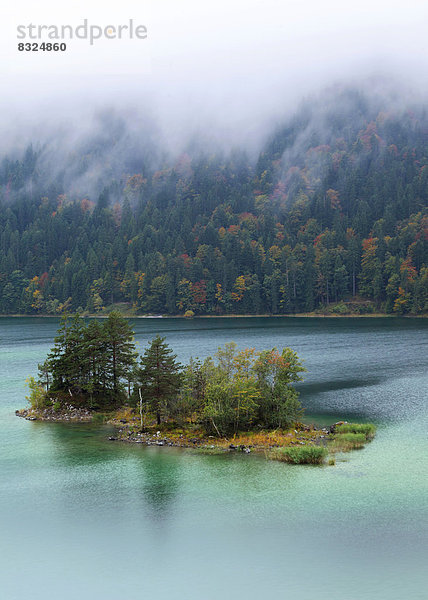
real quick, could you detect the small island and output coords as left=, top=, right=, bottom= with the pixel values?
left=17, top=311, right=376, bottom=464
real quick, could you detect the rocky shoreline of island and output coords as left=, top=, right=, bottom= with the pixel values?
left=16, top=405, right=93, bottom=422
left=16, top=406, right=376, bottom=464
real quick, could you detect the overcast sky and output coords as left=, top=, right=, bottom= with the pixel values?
left=1, top=0, right=428, bottom=147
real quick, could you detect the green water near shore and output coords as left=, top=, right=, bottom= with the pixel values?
left=1, top=317, right=427, bottom=600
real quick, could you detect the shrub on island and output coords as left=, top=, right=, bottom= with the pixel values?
left=335, top=423, right=376, bottom=439
left=268, top=446, right=328, bottom=464
left=329, top=432, right=367, bottom=452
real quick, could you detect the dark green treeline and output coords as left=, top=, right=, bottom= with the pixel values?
left=1, top=90, right=427, bottom=315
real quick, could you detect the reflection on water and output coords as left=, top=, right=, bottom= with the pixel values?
left=298, top=376, right=383, bottom=394
left=138, top=448, right=181, bottom=520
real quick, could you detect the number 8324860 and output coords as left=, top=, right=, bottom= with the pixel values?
left=18, top=42, right=67, bottom=51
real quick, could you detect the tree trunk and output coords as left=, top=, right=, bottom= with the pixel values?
left=112, top=344, right=117, bottom=393
left=139, top=387, right=143, bottom=430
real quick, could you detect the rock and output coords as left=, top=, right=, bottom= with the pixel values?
left=108, top=436, right=117, bottom=441
left=329, top=421, right=347, bottom=433
left=229, top=444, right=237, bottom=450
left=243, top=448, right=251, bottom=454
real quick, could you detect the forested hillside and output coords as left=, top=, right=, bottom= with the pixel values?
left=1, top=89, right=427, bottom=315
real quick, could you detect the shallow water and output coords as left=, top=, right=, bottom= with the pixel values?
left=1, top=317, right=427, bottom=600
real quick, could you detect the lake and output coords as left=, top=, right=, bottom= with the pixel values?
left=0, top=316, right=427, bottom=600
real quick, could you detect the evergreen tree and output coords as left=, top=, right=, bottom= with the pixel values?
left=137, top=335, right=182, bottom=424
left=47, top=314, right=87, bottom=393
left=82, top=320, right=109, bottom=400
left=44, top=312, right=137, bottom=406
left=102, top=311, right=138, bottom=397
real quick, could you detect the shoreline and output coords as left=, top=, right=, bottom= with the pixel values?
left=16, top=407, right=93, bottom=422
left=15, top=407, right=333, bottom=449
left=15, top=407, right=376, bottom=464
left=2, top=312, right=427, bottom=319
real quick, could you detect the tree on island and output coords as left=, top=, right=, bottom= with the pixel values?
left=202, top=343, right=306, bottom=435
left=103, top=311, right=138, bottom=397
left=46, top=314, right=87, bottom=393
left=252, top=348, right=306, bottom=428
left=42, top=312, right=138, bottom=407
left=136, top=335, right=182, bottom=425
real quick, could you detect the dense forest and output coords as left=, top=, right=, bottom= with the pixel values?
left=1, top=88, right=427, bottom=315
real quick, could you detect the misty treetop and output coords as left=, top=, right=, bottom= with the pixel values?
left=0, top=88, right=427, bottom=316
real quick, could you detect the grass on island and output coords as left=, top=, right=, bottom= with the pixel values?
left=268, top=421, right=377, bottom=463
left=335, top=422, right=376, bottom=439
left=329, top=423, right=377, bottom=453
left=267, top=446, right=328, bottom=464
left=107, top=408, right=323, bottom=449
left=109, top=411, right=377, bottom=464
left=329, top=433, right=367, bottom=452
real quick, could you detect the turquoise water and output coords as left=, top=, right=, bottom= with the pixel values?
left=0, top=317, right=427, bottom=600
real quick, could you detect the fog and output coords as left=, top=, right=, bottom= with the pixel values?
left=1, top=0, right=428, bottom=193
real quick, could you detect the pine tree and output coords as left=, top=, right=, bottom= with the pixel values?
left=137, top=335, right=182, bottom=425
left=82, top=320, right=109, bottom=400
left=47, top=314, right=86, bottom=393
left=102, top=311, right=138, bottom=397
